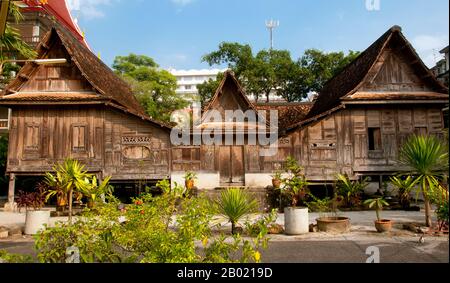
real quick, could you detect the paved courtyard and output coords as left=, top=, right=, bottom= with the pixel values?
left=0, top=210, right=448, bottom=263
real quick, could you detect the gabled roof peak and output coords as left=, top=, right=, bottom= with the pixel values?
left=304, top=25, right=448, bottom=120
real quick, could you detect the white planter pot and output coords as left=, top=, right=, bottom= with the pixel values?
left=25, top=210, right=50, bottom=235
left=284, top=207, right=309, bottom=235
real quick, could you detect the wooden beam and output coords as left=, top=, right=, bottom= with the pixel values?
left=0, top=0, right=10, bottom=36
left=18, top=74, right=30, bottom=80
left=342, top=100, right=448, bottom=105
left=420, top=74, right=432, bottom=79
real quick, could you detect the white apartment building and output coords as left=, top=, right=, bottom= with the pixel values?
left=169, top=68, right=226, bottom=101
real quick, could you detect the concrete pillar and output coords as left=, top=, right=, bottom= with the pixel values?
left=4, top=173, right=17, bottom=212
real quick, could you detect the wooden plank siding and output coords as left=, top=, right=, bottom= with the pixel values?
left=283, top=106, right=444, bottom=181
left=7, top=106, right=171, bottom=180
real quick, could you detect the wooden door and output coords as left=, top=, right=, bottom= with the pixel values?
left=219, top=146, right=245, bottom=186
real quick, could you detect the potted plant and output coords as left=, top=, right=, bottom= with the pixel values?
left=79, top=176, right=113, bottom=209
left=215, top=188, right=259, bottom=235
left=44, top=159, right=92, bottom=224
left=16, top=183, right=50, bottom=235
left=44, top=171, right=68, bottom=211
left=184, top=171, right=197, bottom=190
left=280, top=156, right=310, bottom=235
left=336, top=174, right=368, bottom=209
left=315, top=194, right=351, bottom=233
left=390, top=176, right=419, bottom=210
left=271, top=171, right=282, bottom=189
left=364, top=197, right=393, bottom=233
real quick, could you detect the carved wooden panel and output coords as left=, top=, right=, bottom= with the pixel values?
left=123, top=146, right=151, bottom=160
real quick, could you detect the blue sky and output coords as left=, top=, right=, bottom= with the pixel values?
left=68, top=0, right=449, bottom=70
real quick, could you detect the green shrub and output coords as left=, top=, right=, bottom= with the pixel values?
left=0, top=250, right=34, bottom=263
left=215, top=188, right=259, bottom=235
left=34, top=189, right=272, bottom=263
left=336, top=174, right=368, bottom=208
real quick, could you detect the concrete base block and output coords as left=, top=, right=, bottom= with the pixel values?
left=4, top=202, right=17, bottom=212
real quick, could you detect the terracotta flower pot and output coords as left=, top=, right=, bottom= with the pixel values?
left=87, top=200, right=95, bottom=209
left=316, top=217, right=351, bottom=233
left=185, top=179, right=195, bottom=190
left=56, top=195, right=67, bottom=211
left=272, top=179, right=281, bottom=188
left=375, top=219, right=393, bottom=233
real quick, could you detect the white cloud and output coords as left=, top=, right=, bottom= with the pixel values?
left=67, top=0, right=118, bottom=20
left=171, top=0, right=196, bottom=6
left=412, top=34, right=449, bottom=67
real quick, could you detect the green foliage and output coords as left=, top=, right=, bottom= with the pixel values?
left=184, top=171, right=198, bottom=181
left=271, top=170, right=282, bottom=181
left=298, top=49, right=360, bottom=93
left=306, top=193, right=332, bottom=215
left=435, top=197, right=449, bottom=224
left=34, top=191, right=272, bottom=263
left=156, top=179, right=185, bottom=198
left=44, top=159, right=92, bottom=223
left=200, top=43, right=360, bottom=105
left=197, top=72, right=224, bottom=106
left=364, top=197, right=389, bottom=221
left=390, top=176, right=419, bottom=209
left=0, top=250, right=34, bottom=263
left=399, top=135, right=449, bottom=226
left=112, top=54, right=189, bottom=122
left=215, top=188, right=259, bottom=234
left=279, top=156, right=309, bottom=207
left=336, top=174, right=368, bottom=208
left=34, top=216, right=133, bottom=263
left=78, top=176, right=114, bottom=204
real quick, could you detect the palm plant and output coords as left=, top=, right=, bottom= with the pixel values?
left=79, top=176, right=114, bottom=208
left=390, top=176, right=419, bottom=209
left=364, top=197, right=389, bottom=222
left=44, top=159, right=92, bottom=224
left=215, top=188, right=259, bottom=235
left=336, top=174, right=368, bottom=208
left=399, top=135, right=449, bottom=227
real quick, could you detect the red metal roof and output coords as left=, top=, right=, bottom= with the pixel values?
left=20, top=0, right=89, bottom=48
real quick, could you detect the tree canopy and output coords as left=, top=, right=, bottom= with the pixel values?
left=112, top=54, right=189, bottom=123
left=199, top=42, right=360, bottom=105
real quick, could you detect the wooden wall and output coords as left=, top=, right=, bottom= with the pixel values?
left=285, top=105, right=444, bottom=181
left=7, top=106, right=171, bottom=180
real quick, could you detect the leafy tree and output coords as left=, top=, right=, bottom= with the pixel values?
left=399, top=135, right=449, bottom=227
left=1, top=3, right=36, bottom=85
left=197, top=72, right=224, bottom=106
left=201, top=42, right=253, bottom=78
left=199, top=42, right=360, bottom=105
left=298, top=49, right=360, bottom=93
left=112, top=54, right=189, bottom=122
